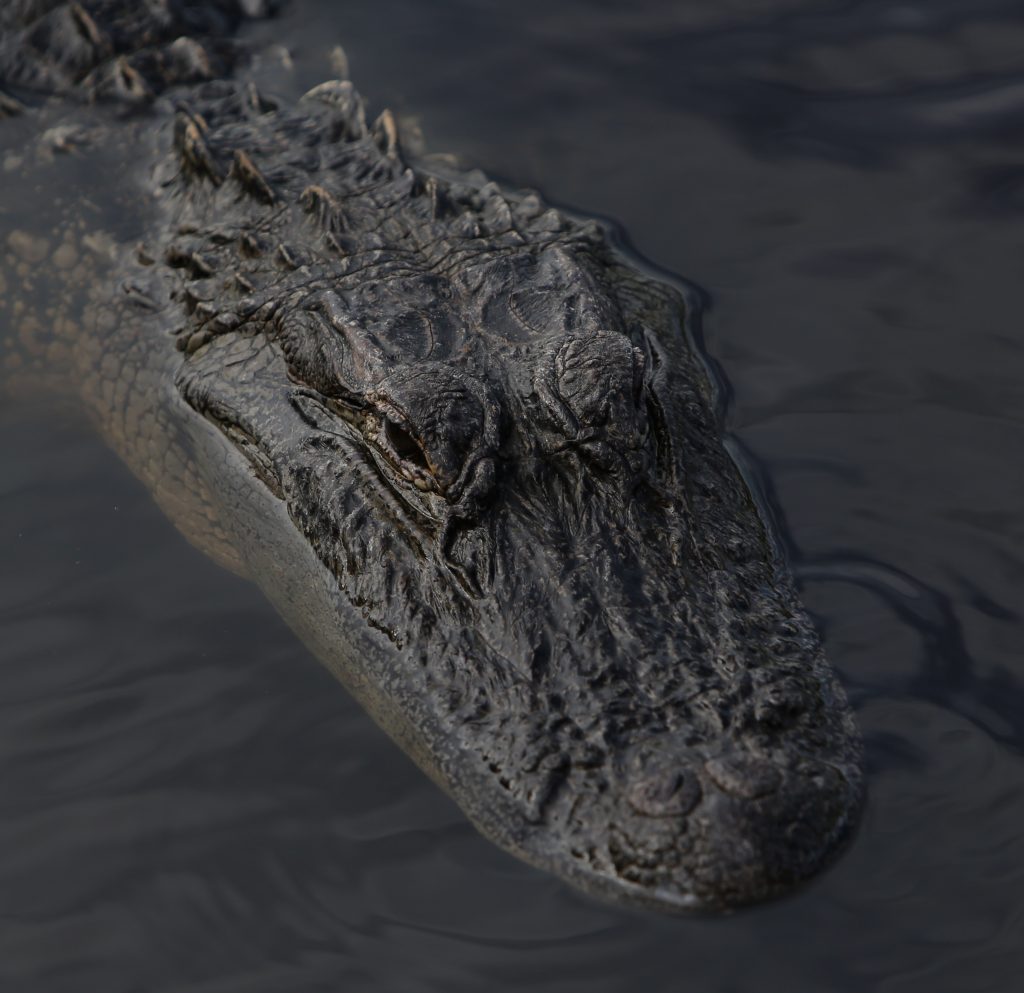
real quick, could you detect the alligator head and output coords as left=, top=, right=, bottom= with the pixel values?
left=165, top=80, right=863, bottom=911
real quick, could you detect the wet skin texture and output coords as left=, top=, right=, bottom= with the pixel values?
left=0, top=1, right=863, bottom=911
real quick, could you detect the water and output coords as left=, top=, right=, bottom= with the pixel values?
left=3, top=1, right=1024, bottom=989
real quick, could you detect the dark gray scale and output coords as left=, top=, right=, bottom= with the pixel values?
left=0, top=0, right=865, bottom=915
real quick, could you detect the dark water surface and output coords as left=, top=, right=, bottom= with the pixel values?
left=3, top=1, right=1024, bottom=990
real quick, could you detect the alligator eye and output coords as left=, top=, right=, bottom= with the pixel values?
left=384, top=417, right=430, bottom=472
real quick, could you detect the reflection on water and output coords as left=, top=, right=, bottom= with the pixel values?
left=2, top=1, right=1024, bottom=990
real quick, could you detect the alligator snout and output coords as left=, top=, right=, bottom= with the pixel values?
left=597, top=739, right=858, bottom=910
left=686, top=756, right=855, bottom=908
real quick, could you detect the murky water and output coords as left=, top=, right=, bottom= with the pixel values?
left=3, top=1, right=1024, bottom=990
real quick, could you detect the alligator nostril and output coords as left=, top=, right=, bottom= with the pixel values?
left=704, top=753, right=782, bottom=800
left=752, top=677, right=810, bottom=729
left=627, top=768, right=702, bottom=818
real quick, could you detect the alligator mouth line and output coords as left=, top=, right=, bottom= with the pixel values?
left=216, top=420, right=285, bottom=500
left=202, top=392, right=443, bottom=560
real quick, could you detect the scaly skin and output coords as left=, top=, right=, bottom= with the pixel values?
left=0, top=1, right=863, bottom=912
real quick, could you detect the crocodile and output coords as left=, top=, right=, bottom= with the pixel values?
left=0, top=1, right=863, bottom=912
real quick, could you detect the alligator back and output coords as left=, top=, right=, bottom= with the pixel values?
left=0, top=0, right=264, bottom=108
left=1, top=1, right=272, bottom=569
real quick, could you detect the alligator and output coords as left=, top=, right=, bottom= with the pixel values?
left=0, top=1, right=863, bottom=912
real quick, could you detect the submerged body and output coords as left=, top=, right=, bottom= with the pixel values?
left=0, top=1, right=863, bottom=911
